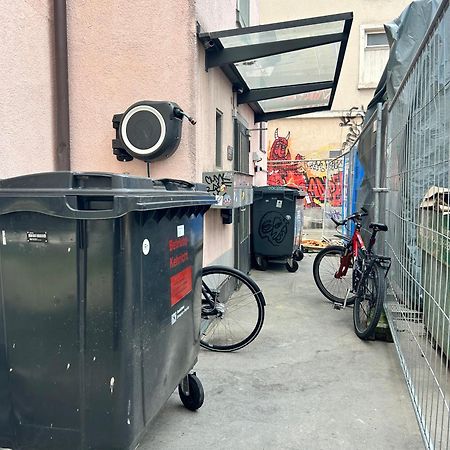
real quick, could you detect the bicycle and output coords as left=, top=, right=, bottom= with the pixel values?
left=313, top=208, right=391, bottom=339
left=200, top=265, right=266, bottom=352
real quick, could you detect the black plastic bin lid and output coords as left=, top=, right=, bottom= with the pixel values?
left=0, top=172, right=216, bottom=219
left=253, top=185, right=306, bottom=198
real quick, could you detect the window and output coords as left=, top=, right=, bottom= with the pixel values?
left=366, top=32, right=388, bottom=47
left=359, top=25, right=390, bottom=89
left=215, top=110, right=223, bottom=168
left=234, top=118, right=250, bottom=174
left=236, top=0, right=250, bottom=28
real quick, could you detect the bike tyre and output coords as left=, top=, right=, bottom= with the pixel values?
left=353, top=262, right=385, bottom=340
left=313, top=245, right=355, bottom=305
left=200, top=265, right=265, bottom=352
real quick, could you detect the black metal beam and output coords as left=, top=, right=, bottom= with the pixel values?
left=198, top=12, right=353, bottom=41
left=328, top=17, right=353, bottom=108
left=238, top=81, right=334, bottom=104
left=206, top=33, right=343, bottom=68
left=254, top=105, right=330, bottom=123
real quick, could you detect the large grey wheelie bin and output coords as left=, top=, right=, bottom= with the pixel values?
left=252, top=185, right=305, bottom=272
left=0, top=172, right=215, bottom=450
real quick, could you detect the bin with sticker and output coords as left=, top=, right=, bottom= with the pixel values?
left=251, top=185, right=305, bottom=272
left=0, top=172, right=215, bottom=450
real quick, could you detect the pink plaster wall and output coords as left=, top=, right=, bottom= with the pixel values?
left=67, top=0, right=198, bottom=180
left=0, top=0, right=55, bottom=179
left=2, top=0, right=261, bottom=266
left=195, top=1, right=261, bottom=265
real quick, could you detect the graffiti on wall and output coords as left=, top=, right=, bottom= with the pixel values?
left=340, top=106, right=365, bottom=152
left=267, top=128, right=344, bottom=210
left=268, top=128, right=306, bottom=161
left=267, top=159, right=343, bottom=209
left=204, top=172, right=232, bottom=207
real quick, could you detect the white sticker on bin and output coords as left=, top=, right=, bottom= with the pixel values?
left=2, top=231, right=6, bottom=246
left=142, top=239, right=150, bottom=256
left=276, top=200, right=283, bottom=208
left=177, top=225, right=185, bottom=238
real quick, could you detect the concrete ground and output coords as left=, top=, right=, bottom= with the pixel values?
left=141, top=254, right=424, bottom=450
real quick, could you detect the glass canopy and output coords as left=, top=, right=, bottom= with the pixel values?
left=198, top=12, right=353, bottom=122
left=235, top=43, right=340, bottom=89
left=220, top=21, right=344, bottom=48
left=259, top=88, right=332, bottom=113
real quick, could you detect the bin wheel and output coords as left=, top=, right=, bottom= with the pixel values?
left=293, top=249, right=304, bottom=262
left=286, top=260, right=299, bottom=272
left=178, top=373, right=204, bottom=411
left=255, top=256, right=268, bottom=271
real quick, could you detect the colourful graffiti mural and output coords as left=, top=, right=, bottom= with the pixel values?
left=268, top=128, right=292, bottom=160
left=267, top=129, right=344, bottom=209
left=268, top=159, right=343, bottom=208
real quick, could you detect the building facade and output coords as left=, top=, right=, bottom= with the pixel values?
left=259, top=0, right=412, bottom=237
left=2, top=0, right=354, bottom=268
left=1, top=0, right=262, bottom=269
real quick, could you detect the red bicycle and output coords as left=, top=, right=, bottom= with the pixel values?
left=313, top=208, right=391, bottom=339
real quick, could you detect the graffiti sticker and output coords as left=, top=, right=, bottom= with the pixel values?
left=258, top=212, right=289, bottom=246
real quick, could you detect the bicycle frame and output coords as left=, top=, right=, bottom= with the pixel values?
left=335, top=223, right=366, bottom=279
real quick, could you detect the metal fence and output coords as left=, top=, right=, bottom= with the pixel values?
left=384, top=1, right=450, bottom=448
left=323, top=107, right=384, bottom=245
left=322, top=149, right=353, bottom=241
left=267, top=158, right=330, bottom=239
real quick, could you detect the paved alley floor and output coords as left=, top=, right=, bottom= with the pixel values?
left=142, top=254, right=423, bottom=450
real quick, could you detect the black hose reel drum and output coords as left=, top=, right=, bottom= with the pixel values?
left=112, top=101, right=195, bottom=162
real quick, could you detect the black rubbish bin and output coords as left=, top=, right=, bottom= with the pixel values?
left=0, top=172, right=215, bottom=450
left=252, top=185, right=305, bottom=272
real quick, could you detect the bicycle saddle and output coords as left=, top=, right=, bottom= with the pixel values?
left=369, top=222, right=388, bottom=232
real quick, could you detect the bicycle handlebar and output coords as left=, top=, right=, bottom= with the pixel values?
left=331, top=208, right=368, bottom=228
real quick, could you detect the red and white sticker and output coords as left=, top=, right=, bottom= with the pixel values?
left=170, top=266, right=192, bottom=306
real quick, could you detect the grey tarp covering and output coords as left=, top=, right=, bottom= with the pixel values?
left=384, top=0, right=443, bottom=102
left=359, top=0, right=449, bottom=211
left=383, top=0, right=449, bottom=207
left=366, top=0, right=442, bottom=118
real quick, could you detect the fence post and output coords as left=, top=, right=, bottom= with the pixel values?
left=374, top=102, right=383, bottom=223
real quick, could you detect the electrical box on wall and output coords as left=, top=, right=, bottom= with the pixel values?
left=202, top=170, right=253, bottom=209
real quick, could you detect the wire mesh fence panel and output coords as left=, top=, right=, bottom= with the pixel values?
left=384, top=3, right=450, bottom=449
left=323, top=150, right=354, bottom=242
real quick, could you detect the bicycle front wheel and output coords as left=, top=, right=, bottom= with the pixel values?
left=200, top=265, right=265, bottom=352
left=353, top=262, right=385, bottom=340
left=313, top=245, right=355, bottom=305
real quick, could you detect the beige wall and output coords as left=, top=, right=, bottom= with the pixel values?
left=1, top=1, right=55, bottom=179
left=268, top=117, right=343, bottom=160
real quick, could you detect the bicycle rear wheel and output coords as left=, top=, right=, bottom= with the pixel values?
left=200, top=265, right=265, bottom=352
left=353, top=262, right=385, bottom=340
left=313, top=245, right=355, bottom=305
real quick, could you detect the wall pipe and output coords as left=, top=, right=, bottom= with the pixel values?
left=53, top=0, right=71, bottom=171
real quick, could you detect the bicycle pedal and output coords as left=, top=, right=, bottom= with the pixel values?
left=333, top=303, right=342, bottom=310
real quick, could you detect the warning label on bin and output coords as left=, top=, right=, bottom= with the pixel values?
left=170, top=266, right=192, bottom=306
left=27, top=231, right=48, bottom=243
